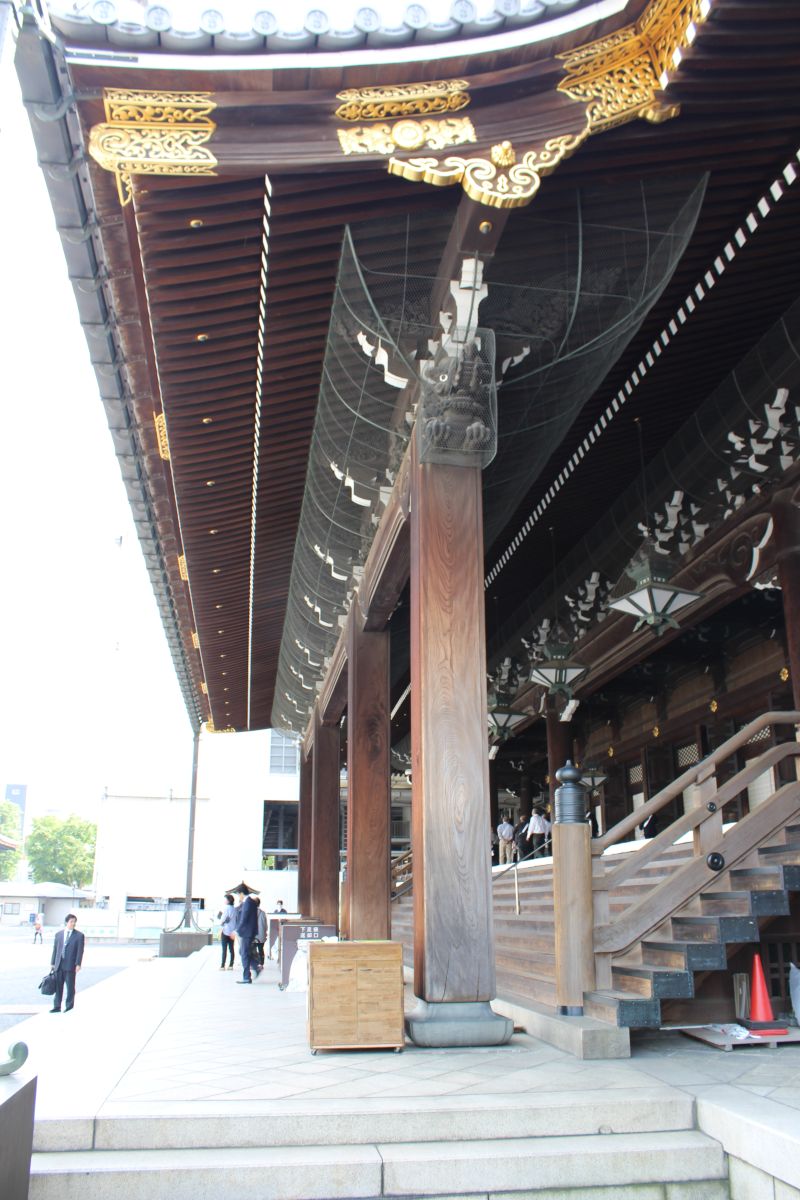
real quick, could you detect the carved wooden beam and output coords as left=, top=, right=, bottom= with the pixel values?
left=85, top=0, right=708, bottom=209
left=514, top=480, right=797, bottom=720
left=317, top=614, right=350, bottom=727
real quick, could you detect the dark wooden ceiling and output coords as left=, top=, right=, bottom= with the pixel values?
left=69, top=0, right=800, bottom=732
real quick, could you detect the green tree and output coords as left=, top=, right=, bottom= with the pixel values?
left=26, top=814, right=97, bottom=887
left=0, top=800, right=22, bottom=882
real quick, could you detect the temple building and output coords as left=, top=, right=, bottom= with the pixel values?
left=12, top=0, right=800, bottom=1051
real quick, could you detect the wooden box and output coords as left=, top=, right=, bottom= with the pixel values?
left=307, top=941, right=404, bottom=1052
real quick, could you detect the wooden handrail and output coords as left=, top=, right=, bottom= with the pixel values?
left=595, top=739, right=800, bottom=892
left=593, top=710, right=800, bottom=854
left=390, top=848, right=413, bottom=901
left=594, top=777, right=800, bottom=954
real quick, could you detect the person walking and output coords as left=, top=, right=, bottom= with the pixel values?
left=33, top=913, right=43, bottom=944
left=50, top=913, right=85, bottom=1012
left=219, top=893, right=237, bottom=970
left=526, top=807, right=548, bottom=857
left=513, top=815, right=530, bottom=864
left=254, top=897, right=267, bottom=969
left=234, top=894, right=260, bottom=984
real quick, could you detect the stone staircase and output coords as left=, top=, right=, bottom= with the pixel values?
left=29, top=1088, right=730, bottom=1200
left=391, top=822, right=800, bottom=1031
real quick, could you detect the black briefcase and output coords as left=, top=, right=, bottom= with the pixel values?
left=38, top=972, right=57, bottom=996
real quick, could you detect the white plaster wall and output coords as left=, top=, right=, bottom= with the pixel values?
left=94, top=729, right=271, bottom=914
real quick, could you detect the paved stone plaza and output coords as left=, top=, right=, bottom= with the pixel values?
left=4, top=946, right=798, bottom=1198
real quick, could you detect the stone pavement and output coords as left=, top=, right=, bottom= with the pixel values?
left=6, top=946, right=800, bottom=1197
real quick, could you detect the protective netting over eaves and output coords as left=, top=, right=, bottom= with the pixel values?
left=489, top=298, right=800, bottom=676
left=272, top=226, right=427, bottom=734
left=479, top=175, right=707, bottom=548
left=271, top=178, right=706, bottom=734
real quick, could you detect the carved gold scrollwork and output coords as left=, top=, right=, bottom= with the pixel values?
left=103, top=89, right=216, bottom=125
left=153, top=411, right=171, bottom=461
left=89, top=89, right=217, bottom=206
left=335, top=80, right=470, bottom=122
left=557, top=0, right=705, bottom=132
left=389, top=131, right=588, bottom=210
left=339, top=117, right=476, bottom=157
left=387, top=0, right=706, bottom=210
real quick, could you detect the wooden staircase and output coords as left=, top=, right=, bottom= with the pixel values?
left=392, top=711, right=800, bottom=1031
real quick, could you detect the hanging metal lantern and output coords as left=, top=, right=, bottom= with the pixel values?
left=608, top=539, right=700, bottom=636
left=487, top=706, right=527, bottom=742
left=528, top=640, right=587, bottom=698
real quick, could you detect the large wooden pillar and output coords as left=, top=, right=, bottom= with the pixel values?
left=347, top=602, right=391, bottom=940
left=297, top=748, right=313, bottom=915
left=407, top=430, right=511, bottom=1045
left=310, top=707, right=341, bottom=929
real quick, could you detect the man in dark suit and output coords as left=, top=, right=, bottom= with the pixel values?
left=50, top=913, right=85, bottom=1012
left=234, top=894, right=260, bottom=984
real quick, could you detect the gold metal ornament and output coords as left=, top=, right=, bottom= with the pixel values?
left=557, top=0, right=706, bottom=132
left=780, top=666, right=790, bottom=683
left=154, top=411, right=171, bottom=461
left=103, top=89, right=217, bottom=125
left=191, top=631, right=200, bottom=649
left=387, top=0, right=707, bottom=210
left=178, top=554, right=189, bottom=581
left=709, top=698, right=719, bottom=713
left=89, top=89, right=218, bottom=206
left=491, top=141, right=516, bottom=167
left=389, top=131, right=586, bottom=210
left=338, top=117, right=476, bottom=157
left=335, top=80, right=470, bottom=122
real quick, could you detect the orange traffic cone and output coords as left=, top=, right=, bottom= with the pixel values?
left=745, top=951, right=787, bottom=1037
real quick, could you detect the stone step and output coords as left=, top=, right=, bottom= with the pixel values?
left=75, top=1087, right=695, bottom=1153
left=29, top=1129, right=727, bottom=1200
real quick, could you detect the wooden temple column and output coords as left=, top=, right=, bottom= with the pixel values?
left=309, top=707, right=341, bottom=929
left=297, top=747, right=313, bottom=916
left=406, top=430, right=512, bottom=1046
left=772, top=486, right=800, bottom=711
left=346, top=599, right=391, bottom=940
left=546, top=697, right=573, bottom=809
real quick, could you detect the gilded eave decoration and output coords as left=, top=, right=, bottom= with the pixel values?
left=387, top=0, right=709, bottom=210
left=335, top=80, right=470, bottom=122
left=88, top=89, right=217, bottom=207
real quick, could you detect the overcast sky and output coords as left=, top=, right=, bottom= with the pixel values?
left=0, top=36, right=196, bottom=826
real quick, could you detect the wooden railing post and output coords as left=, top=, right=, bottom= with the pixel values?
left=553, top=761, right=595, bottom=1015
left=685, top=762, right=723, bottom=857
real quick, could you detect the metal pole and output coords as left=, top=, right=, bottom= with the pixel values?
left=182, top=727, right=201, bottom=929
